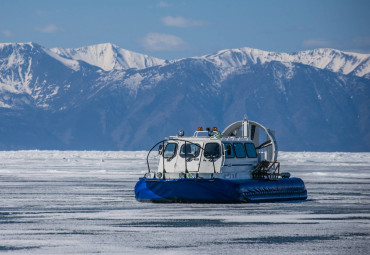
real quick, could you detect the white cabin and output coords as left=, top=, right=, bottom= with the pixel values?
left=153, top=118, right=279, bottom=180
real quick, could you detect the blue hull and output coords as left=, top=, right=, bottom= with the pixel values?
left=135, top=177, right=307, bottom=203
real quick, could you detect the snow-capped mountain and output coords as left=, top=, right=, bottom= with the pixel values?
left=51, top=43, right=166, bottom=71
left=0, top=42, right=102, bottom=110
left=0, top=42, right=369, bottom=151
left=199, top=47, right=370, bottom=78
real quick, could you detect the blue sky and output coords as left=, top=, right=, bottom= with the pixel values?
left=1, top=0, right=369, bottom=59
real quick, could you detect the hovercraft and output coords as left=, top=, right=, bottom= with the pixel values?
left=135, top=117, right=307, bottom=203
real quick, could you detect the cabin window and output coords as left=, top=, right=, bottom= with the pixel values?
left=204, top=143, right=221, bottom=159
left=233, top=143, right=246, bottom=158
left=163, top=143, right=177, bottom=158
left=180, top=143, right=201, bottom=158
left=223, top=143, right=234, bottom=158
left=245, top=143, right=257, bottom=158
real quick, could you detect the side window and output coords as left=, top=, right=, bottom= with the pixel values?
left=163, top=143, right=177, bottom=158
left=180, top=143, right=200, bottom=158
left=233, top=143, right=246, bottom=158
left=245, top=143, right=257, bottom=158
left=204, top=143, right=221, bottom=159
left=223, top=143, right=234, bottom=158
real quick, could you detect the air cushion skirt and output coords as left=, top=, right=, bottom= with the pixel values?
left=135, top=177, right=307, bottom=203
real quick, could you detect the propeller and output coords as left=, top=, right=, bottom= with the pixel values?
left=255, top=140, right=272, bottom=150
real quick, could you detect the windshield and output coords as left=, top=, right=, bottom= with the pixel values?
left=204, top=143, right=220, bottom=159
left=180, top=143, right=201, bottom=158
left=163, top=143, right=177, bottom=158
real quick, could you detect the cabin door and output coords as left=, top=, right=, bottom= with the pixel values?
left=198, top=142, right=223, bottom=174
left=175, top=141, right=201, bottom=173
left=161, top=142, right=179, bottom=173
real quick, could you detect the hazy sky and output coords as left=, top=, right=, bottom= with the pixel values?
left=1, top=0, right=369, bottom=59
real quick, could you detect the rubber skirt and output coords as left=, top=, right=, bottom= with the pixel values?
left=135, top=177, right=307, bottom=203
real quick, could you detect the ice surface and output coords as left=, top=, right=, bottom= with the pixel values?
left=0, top=151, right=369, bottom=254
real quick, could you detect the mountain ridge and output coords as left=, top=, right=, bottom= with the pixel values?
left=0, top=42, right=369, bottom=151
left=2, top=42, right=370, bottom=77
left=198, top=47, right=370, bottom=78
left=50, top=42, right=167, bottom=71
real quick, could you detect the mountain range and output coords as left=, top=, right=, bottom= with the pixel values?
left=0, top=42, right=369, bottom=151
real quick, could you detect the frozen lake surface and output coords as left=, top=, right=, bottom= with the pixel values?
left=1, top=151, right=369, bottom=254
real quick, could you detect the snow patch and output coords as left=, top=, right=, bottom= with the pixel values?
left=43, top=48, right=80, bottom=71
left=45, top=86, right=59, bottom=99
left=123, top=73, right=144, bottom=92
left=51, top=43, right=166, bottom=71
left=0, top=100, right=11, bottom=108
left=200, top=47, right=370, bottom=78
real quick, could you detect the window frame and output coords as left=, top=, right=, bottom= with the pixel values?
left=233, top=142, right=246, bottom=158
left=163, top=143, right=178, bottom=159
left=245, top=143, right=258, bottom=158
left=204, top=142, right=221, bottom=159
left=179, top=143, right=201, bottom=158
left=223, top=143, right=235, bottom=158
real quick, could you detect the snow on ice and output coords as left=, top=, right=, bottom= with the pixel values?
left=0, top=151, right=369, bottom=254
